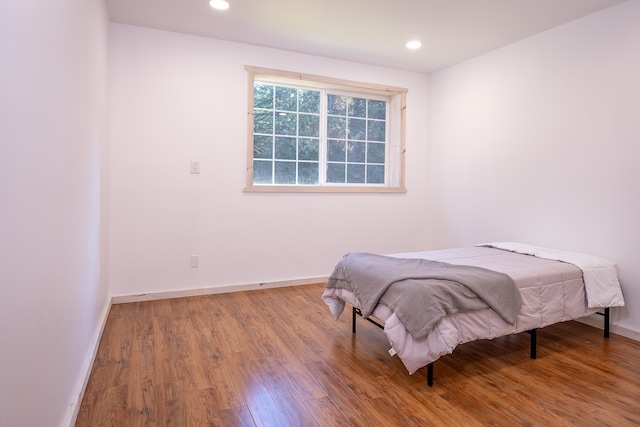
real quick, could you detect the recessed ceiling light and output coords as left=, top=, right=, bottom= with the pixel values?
left=209, top=0, right=230, bottom=10
left=406, top=40, right=422, bottom=50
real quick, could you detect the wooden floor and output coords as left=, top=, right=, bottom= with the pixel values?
left=77, top=283, right=640, bottom=426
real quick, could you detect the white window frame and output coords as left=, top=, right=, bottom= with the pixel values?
left=244, top=66, right=407, bottom=193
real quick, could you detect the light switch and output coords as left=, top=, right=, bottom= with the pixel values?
left=190, top=160, right=200, bottom=174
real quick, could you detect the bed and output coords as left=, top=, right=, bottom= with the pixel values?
left=322, top=242, right=625, bottom=386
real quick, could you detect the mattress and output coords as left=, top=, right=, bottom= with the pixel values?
left=322, top=246, right=603, bottom=374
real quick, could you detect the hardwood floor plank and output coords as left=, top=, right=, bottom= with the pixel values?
left=251, top=358, right=321, bottom=426
left=231, top=352, right=291, bottom=427
left=77, top=283, right=640, bottom=426
left=218, top=405, right=257, bottom=427
left=279, top=359, right=328, bottom=402
left=304, top=397, right=353, bottom=427
left=183, top=387, right=227, bottom=427
left=304, top=360, right=402, bottom=427
left=205, top=355, right=247, bottom=410
left=77, top=385, right=129, bottom=427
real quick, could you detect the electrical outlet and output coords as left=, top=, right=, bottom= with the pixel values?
left=190, top=255, right=199, bottom=268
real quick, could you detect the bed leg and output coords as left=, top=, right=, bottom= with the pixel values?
left=352, top=306, right=357, bottom=334
left=427, top=363, right=434, bottom=387
left=596, top=307, right=611, bottom=338
left=529, top=329, right=537, bottom=359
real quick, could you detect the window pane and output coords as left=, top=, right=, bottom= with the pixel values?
left=275, top=112, right=296, bottom=135
left=275, top=86, right=297, bottom=111
left=253, top=135, right=273, bottom=159
left=298, top=162, right=319, bottom=184
left=327, top=139, right=346, bottom=162
left=298, top=138, right=319, bottom=161
left=367, top=142, right=385, bottom=163
left=327, top=116, right=346, bottom=139
left=347, top=141, right=365, bottom=163
left=274, top=161, right=296, bottom=184
left=368, top=99, right=386, bottom=120
left=254, top=110, right=273, bottom=134
left=299, top=89, right=320, bottom=113
left=349, top=97, right=367, bottom=118
left=299, top=114, right=319, bottom=137
left=275, top=137, right=296, bottom=160
left=254, top=84, right=273, bottom=109
left=367, top=164, right=385, bottom=183
left=327, top=94, right=347, bottom=116
left=326, top=163, right=345, bottom=183
left=347, top=164, right=366, bottom=183
left=253, top=160, right=273, bottom=184
left=367, top=120, right=385, bottom=142
left=348, top=118, right=366, bottom=140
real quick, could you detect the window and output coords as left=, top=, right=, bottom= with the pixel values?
left=244, top=66, right=407, bottom=193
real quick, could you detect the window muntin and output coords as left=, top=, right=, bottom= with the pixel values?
left=245, top=66, right=406, bottom=193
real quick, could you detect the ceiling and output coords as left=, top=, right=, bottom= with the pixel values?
left=106, top=0, right=626, bottom=74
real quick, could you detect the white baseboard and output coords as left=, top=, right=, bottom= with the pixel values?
left=577, top=313, right=640, bottom=341
left=63, top=298, right=112, bottom=427
left=111, top=276, right=328, bottom=304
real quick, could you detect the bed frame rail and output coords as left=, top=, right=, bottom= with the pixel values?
left=351, top=306, right=611, bottom=387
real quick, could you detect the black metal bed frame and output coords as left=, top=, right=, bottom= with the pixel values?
left=352, top=306, right=610, bottom=386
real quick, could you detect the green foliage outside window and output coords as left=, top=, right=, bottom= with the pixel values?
left=253, top=83, right=387, bottom=186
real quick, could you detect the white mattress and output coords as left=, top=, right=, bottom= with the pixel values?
left=322, top=246, right=606, bottom=374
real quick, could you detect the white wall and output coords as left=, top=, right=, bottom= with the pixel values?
left=428, top=1, right=640, bottom=333
left=109, top=24, right=431, bottom=297
left=0, top=1, right=110, bottom=426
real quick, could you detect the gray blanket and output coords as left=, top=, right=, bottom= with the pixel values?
left=326, top=253, right=522, bottom=340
